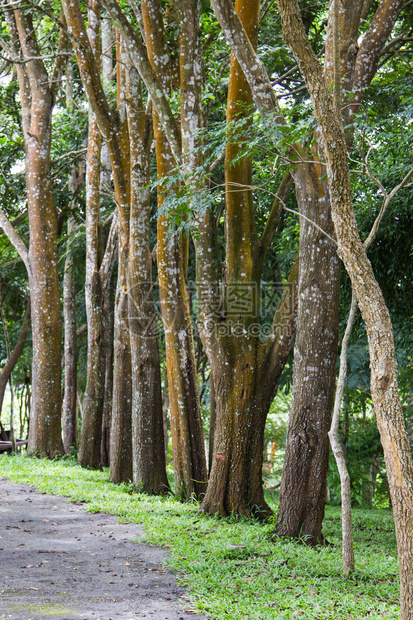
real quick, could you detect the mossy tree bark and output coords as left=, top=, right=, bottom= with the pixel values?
left=77, top=0, right=119, bottom=470
left=62, top=212, right=79, bottom=455
left=198, top=0, right=298, bottom=518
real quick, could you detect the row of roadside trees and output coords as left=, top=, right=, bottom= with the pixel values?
left=1, top=0, right=413, bottom=616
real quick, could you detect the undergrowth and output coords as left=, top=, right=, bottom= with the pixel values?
left=0, top=454, right=399, bottom=619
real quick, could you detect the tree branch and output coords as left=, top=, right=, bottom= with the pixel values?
left=101, top=0, right=182, bottom=165
left=0, top=209, right=30, bottom=274
left=259, top=171, right=292, bottom=263
left=210, top=0, right=284, bottom=118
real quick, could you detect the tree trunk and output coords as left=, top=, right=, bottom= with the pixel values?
left=109, top=33, right=133, bottom=484
left=208, top=371, right=216, bottom=474
left=3, top=8, right=64, bottom=457
left=62, top=214, right=78, bottom=454
left=201, top=258, right=298, bottom=516
left=126, top=59, right=169, bottom=494
left=329, top=294, right=357, bottom=574
left=78, top=8, right=105, bottom=467
left=109, top=262, right=133, bottom=483
left=201, top=350, right=272, bottom=517
left=101, top=267, right=115, bottom=466
left=142, top=0, right=208, bottom=499
left=275, top=170, right=340, bottom=544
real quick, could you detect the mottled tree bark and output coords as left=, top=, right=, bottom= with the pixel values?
left=275, top=169, right=340, bottom=543
left=78, top=2, right=106, bottom=468
left=195, top=0, right=297, bottom=517
left=109, top=34, right=133, bottom=484
left=62, top=214, right=78, bottom=454
left=126, top=59, right=169, bottom=494
left=101, top=268, right=115, bottom=466
left=110, top=259, right=133, bottom=483
left=2, top=5, right=64, bottom=457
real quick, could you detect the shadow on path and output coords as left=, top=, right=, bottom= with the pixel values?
left=0, top=479, right=211, bottom=620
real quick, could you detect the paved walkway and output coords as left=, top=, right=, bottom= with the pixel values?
left=0, top=479, right=211, bottom=620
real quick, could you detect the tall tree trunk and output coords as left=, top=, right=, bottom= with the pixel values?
left=197, top=0, right=299, bottom=517
left=2, top=6, right=64, bottom=457
left=62, top=214, right=79, bottom=454
left=126, top=59, right=169, bottom=494
left=109, top=260, right=133, bottom=482
left=142, top=0, right=207, bottom=499
left=275, top=170, right=340, bottom=543
left=79, top=4, right=106, bottom=467
left=109, top=33, right=133, bottom=484
left=101, top=266, right=115, bottom=466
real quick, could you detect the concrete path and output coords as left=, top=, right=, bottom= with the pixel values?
left=0, top=479, right=211, bottom=620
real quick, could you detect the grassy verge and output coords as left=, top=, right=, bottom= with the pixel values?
left=0, top=454, right=399, bottom=619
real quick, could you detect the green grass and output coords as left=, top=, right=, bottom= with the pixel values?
left=0, top=454, right=400, bottom=619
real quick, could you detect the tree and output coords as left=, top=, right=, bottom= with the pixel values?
left=140, top=0, right=208, bottom=499
left=197, top=0, right=298, bottom=517
left=0, top=2, right=66, bottom=457
left=276, top=1, right=413, bottom=617
left=104, top=0, right=298, bottom=511
left=209, top=0, right=410, bottom=541
left=76, top=0, right=120, bottom=470
left=62, top=0, right=168, bottom=490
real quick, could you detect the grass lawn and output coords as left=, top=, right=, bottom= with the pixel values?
left=0, top=454, right=399, bottom=619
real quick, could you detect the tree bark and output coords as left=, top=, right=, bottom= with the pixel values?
left=79, top=3, right=106, bottom=468
left=200, top=259, right=298, bottom=516
left=62, top=214, right=78, bottom=454
left=275, top=168, right=340, bottom=544
left=329, top=293, right=357, bottom=573
left=141, top=0, right=208, bottom=499
left=109, top=33, right=133, bottom=484
left=2, top=5, right=64, bottom=457
left=101, top=266, right=115, bottom=466
left=109, top=260, right=133, bottom=483
left=126, top=58, right=169, bottom=494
